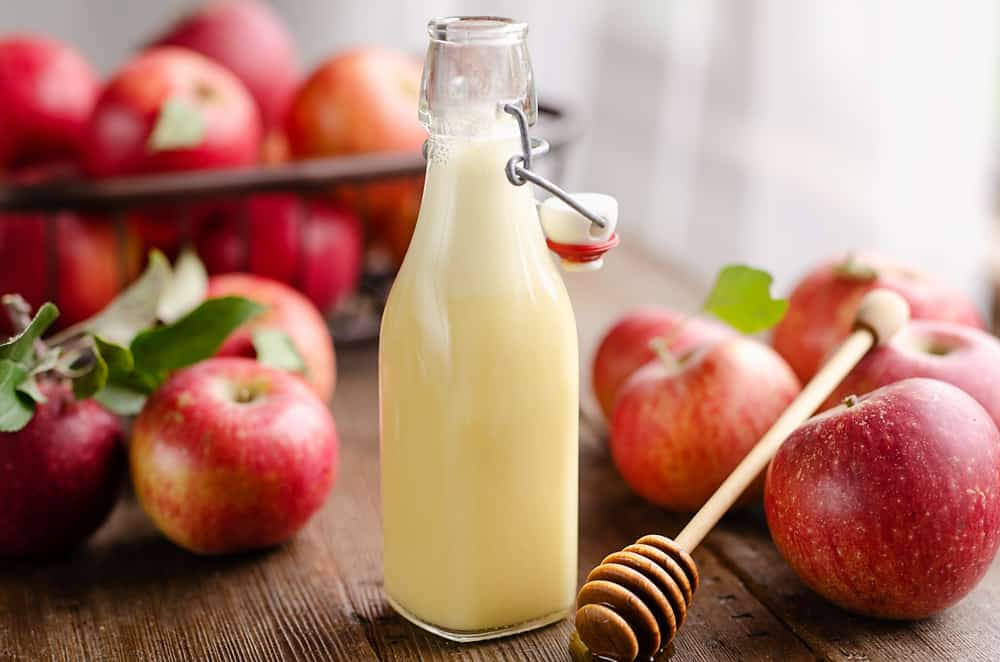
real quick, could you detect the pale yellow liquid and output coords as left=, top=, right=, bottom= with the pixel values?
left=379, top=133, right=579, bottom=637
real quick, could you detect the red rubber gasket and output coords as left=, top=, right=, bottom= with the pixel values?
left=545, top=233, right=620, bottom=262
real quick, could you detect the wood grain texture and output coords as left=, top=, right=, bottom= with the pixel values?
left=708, top=514, right=1000, bottom=662
left=3, top=246, right=998, bottom=660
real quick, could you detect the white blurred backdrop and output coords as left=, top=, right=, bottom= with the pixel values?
left=3, top=0, right=996, bottom=303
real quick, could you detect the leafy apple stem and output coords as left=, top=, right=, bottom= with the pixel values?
left=0, top=252, right=268, bottom=428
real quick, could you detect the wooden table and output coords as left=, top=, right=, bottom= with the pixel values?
left=4, top=247, right=1000, bottom=661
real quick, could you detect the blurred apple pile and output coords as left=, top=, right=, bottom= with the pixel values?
left=594, top=253, right=1000, bottom=619
left=0, top=0, right=424, bottom=329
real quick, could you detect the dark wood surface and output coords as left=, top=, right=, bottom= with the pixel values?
left=2, top=247, right=999, bottom=661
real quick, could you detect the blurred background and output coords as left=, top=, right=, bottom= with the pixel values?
left=3, top=0, right=997, bottom=305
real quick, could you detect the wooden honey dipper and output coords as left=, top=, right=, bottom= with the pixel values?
left=575, top=288, right=911, bottom=661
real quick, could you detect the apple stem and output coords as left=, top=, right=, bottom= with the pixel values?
left=843, top=394, right=859, bottom=408
left=45, top=321, right=90, bottom=347
left=235, top=386, right=255, bottom=403
left=1, top=294, right=32, bottom=335
left=648, top=336, right=680, bottom=371
left=835, top=253, right=878, bottom=281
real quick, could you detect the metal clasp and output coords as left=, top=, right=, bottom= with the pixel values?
left=502, top=104, right=608, bottom=230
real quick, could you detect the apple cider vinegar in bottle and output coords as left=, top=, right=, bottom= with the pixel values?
left=379, top=17, right=580, bottom=640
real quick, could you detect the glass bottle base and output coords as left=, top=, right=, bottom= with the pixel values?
left=385, top=593, right=569, bottom=643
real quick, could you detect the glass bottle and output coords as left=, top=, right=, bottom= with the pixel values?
left=379, top=16, right=579, bottom=642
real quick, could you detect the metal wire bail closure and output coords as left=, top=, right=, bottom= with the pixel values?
left=501, top=104, right=618, bottom=269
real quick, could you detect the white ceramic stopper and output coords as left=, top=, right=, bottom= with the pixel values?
left=539, top=193, right=619, bottom=271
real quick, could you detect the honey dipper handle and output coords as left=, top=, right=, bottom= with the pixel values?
left=674, top=289, right=910, bottom=552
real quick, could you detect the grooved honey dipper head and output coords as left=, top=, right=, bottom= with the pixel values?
left=575, top=535, right=698, bottom=661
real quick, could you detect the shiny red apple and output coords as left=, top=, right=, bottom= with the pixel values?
left=772, top=254, right=985, bottom=382
left=0, top=35, right=98, bottom=171
left=151, top=0, right=299, bottom=129
left=611, top=336, right=800, bottom=511
left=207, top=273, right=336, bottom=401
left=823, top=320, right=1000, bottom=425
left=766, top=378, right=1000, bottom=619
left=592, top=307, right=734, bottom=421
left=0, top=381, right=124, bottom=557
left=131, top=358, right=338, bottom=555
left=84, top=46, right=261, bottom=177
left=195, top=194, right=363, bottom=311
left=285, top=49, right=425, bottom=265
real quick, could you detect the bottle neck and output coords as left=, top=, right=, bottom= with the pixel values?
left=420, top=17, right=536, bottom=139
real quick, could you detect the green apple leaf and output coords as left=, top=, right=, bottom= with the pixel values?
left=0, top=302, right=58, bottom=363
left=0, top=360, right=34, bottom=432
left=130, top=296, right=264, bottom=384
left=76, top=335, right=138, bottom=400
left=72, top=342, right=108, bottom=400
left=95, top=336, right=134, bottom=376
left=702, top=264, right=788, bottom=334
left=16, top=373, right=46, bottom=405
left=252, top=327, right=305, bottom=373
left=158, top=248, right=208, bottom=324
left=95, top=384, right=147, bottom=416
left=148, top=98, right=206, bottom=152
left=70, top=251, right=172, bottom=346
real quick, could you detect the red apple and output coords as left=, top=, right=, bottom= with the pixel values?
left=0, top=380, right=124, bottom=556
left=285, top=49, right=425, bottom=265
left=0, top=35, right=98, bottom=171
left=823, top=320, right=1000, bottom=425
left=150, top=0, right=299, bottom=129
left=195, top=194, right=363, bottom=311
left=296, top=200, right=364, bottom=312
left=193, top=198, right=292, bottom=278
left=207, top=273, right=336, bottom=401
left=592, top=307, right=734, bottom=421
left=84, top=46, right=261, bottom=177
left=130, top=358, right=338, bottom=554
left=772, top=254, right=985, bottom=382
left=285, top=49, right=423, bottom=157
left=0, top=211, right=140, bottom=327
left=765, top=378, right=1000, bottom=619
left=611, top=336, right=800, bottom=511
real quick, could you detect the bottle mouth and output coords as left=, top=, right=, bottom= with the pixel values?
left=427, top=16, right=528, bottom=44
